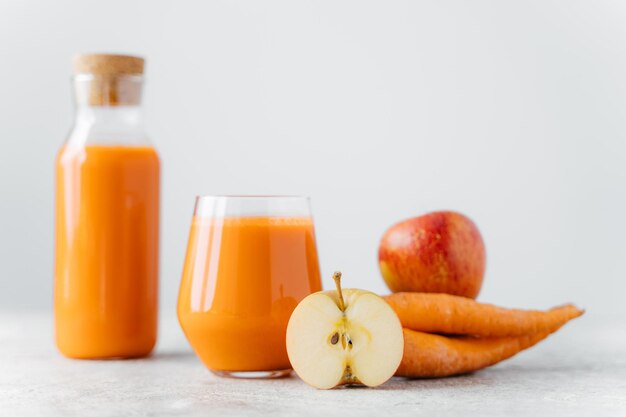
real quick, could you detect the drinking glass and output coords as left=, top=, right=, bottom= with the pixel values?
left=178, top=196, right=322, bottom=378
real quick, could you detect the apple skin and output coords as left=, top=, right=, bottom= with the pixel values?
left=378, top=211, right=486, bottom=299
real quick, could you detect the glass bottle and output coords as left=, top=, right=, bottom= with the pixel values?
left=54, top=54, right=159, bottom=358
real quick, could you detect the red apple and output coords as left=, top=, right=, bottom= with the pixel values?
left=378, top=211, right=486, bottom=298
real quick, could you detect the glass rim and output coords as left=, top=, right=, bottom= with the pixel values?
left=195, top=195, right=310, bottom=201
left=193, top=195, right=312, bottom=218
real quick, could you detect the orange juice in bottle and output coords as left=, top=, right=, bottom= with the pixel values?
left=54, top=54, right=159, bottom=359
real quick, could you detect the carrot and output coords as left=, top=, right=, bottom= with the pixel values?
left=397, top=329, right=552, bottom=378
left=384, top=292, right=584, bottom=337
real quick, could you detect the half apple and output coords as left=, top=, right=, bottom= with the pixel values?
left=286, top=272, right=404, bottom=389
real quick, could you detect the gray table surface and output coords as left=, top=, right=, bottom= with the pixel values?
left=1, top=311, right=625, bottom=417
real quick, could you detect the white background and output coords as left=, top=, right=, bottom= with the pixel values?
left=1, top=0, right=624, bottom=315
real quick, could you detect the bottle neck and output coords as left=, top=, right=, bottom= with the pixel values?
left=68, top=75, right=150, bottom=147
left=75, top=105, right=143, bottom=126
left=74, top=74, right=143, bottom=106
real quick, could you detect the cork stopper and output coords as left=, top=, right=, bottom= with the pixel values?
left=72, top=54, right=145, bottom=106
left=73, top=54, right=145, bottom=76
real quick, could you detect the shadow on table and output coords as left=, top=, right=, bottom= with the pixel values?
left=376, top=362, right=585, bottom=391
left=373, top=372, right=495, bottom=391
left=144, top=350, right=197, bottom=362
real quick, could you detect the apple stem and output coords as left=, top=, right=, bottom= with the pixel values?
left=333, top=271, right=346, bottom=312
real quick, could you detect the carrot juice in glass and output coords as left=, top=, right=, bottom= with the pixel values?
left=178, top=196, right=322, bottom=378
